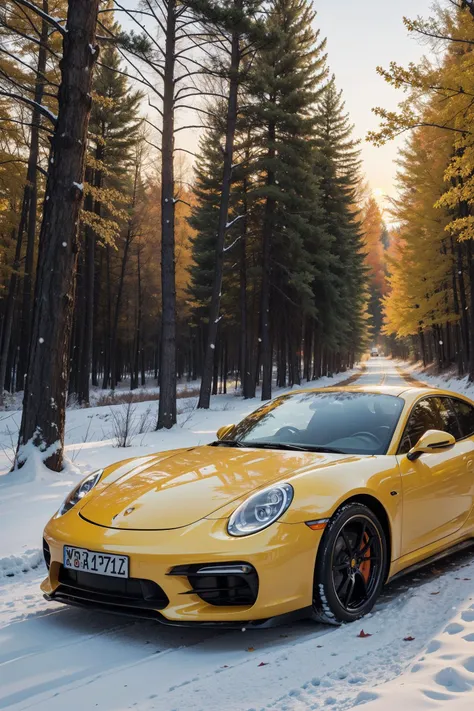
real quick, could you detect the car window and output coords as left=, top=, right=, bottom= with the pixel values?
left=398, top=397, right=461, bottom=454
left=436, top=397, right=462, bottom=440
left=451, top=398, right=474, bottom=438
left=226, top=392, right=404, bottom=455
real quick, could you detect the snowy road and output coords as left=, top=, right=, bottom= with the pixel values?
left=2, top=359, right=474, bottom=710
left=354, top=356, right=408, bottom=387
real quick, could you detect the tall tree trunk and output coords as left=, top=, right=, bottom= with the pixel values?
left=77, top=151, right=101, bottom=404
left=102, top=245, right=112, bottom=389
left=15, top=3, right=49, bottom=393
left=198, top=27, right=241, bottom=410
left=261, top=120, right=276, bottom=401
left=157, top=0, right=177, bottom=429
left=468, top=241, right=474, bottom=382
left=0, top=218, right=27, bottom=398
left=15, top=0, right=100, bottom=472
left=131, top=246, right=142, bottom=391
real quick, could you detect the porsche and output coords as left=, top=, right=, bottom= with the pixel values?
left=42, top=385, right=474, bottom=627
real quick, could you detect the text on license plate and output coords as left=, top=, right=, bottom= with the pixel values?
left=63, top=546, right=129, bottom=578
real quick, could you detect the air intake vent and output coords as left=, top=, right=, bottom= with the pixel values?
left=43, top=539, right=51, bottom=570
left=169, top=562, right=258, bottom=607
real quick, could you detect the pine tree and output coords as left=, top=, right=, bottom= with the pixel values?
left=361, top=197, right=386, bottom=339
left=313, top=78, right=370, bottom=370
left=248, top=0, right=329, bottom=398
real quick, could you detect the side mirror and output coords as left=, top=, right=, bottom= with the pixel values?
left=407, top=429, right=456, bottom=461
left=216, top=424, right=235, bottom=441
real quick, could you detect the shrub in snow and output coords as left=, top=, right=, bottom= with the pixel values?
left=109, top=398, right=139, bottom=447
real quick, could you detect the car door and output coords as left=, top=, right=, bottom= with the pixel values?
left=397, top=396, right=474, bottom=557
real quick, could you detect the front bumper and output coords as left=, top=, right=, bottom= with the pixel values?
left=41, top=511, right=322, bottom=625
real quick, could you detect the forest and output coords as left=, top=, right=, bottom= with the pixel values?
left=371, top=1, right=474, bottom=378
left=0, top=0, right=403, bottom=472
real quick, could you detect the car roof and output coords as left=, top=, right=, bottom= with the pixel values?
left=286, top=385, right=471, bottom=405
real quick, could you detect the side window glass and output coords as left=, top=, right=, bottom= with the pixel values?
left=451, top=399, right=474, bottom=438
left=399, top=398, right=442, bottom=454
left=435, top=398, right=462, bottom=441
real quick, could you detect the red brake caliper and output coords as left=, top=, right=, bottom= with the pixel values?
left=359, top=532, right=371, bottom=584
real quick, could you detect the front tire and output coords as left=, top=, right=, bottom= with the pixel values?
left=312, top=503, right=387, bottom=624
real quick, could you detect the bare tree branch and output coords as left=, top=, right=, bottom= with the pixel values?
left=0, top=91, right=57, bottom=125
left=12, top=0, right=66, bottom=36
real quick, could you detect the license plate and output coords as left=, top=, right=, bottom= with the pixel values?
left=63, top=546, right=129, bottom=578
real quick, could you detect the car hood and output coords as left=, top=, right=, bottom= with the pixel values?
left=79, top=446, right=353, bottom=530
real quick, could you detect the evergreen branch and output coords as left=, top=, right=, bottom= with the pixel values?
left=96, top=19, right=165, bottom=79
left=11, top=0, right=66, bottom=36
left=114, top=0, right=167, bottom=60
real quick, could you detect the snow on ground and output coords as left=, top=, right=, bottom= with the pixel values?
left=400, top=359, right=474, bottom=398
left=2, top=358, right=474, bottom=710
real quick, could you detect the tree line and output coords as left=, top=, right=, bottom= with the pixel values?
left=372, top=1, right=474, bottom=378
left=0, top=0, right=385, bottom=471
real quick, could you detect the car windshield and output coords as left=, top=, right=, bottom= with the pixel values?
left=219, top=392, right=404, bottom=455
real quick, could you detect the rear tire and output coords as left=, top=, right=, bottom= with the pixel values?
left=312, top=503, right=387, bottom=624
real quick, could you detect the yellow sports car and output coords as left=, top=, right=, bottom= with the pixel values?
left=42, top=385, right=474, bottom=627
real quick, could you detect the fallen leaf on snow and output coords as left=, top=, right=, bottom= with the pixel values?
left=357, top=630, right=372, bottom=638
left=430, top=592, right=440, bottom=596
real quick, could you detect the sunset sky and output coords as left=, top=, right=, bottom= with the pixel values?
left=315, top=0, right=433, bottom=214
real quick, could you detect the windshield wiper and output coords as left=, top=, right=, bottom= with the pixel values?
left=210, top=441, right=347, bottom=454
left=210, top=440, right=247, bottom=448
left=243, top=442, right=347, bottom=454
left=304, top=445, right=347, bottom=454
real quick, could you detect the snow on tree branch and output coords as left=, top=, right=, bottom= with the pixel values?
left=12, top=0, right=67, bottom=36
left=0, top=91, right=57, bottom=125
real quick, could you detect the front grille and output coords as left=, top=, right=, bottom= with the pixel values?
left=169, top=562, right=259, bottom=607
left=56, top=567, right=169, bottom=610
left=43, top=539, right=51, bottom=569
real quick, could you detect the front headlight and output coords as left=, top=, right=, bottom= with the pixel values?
left=57, top=469, right=104, bottom=517
left=228, top=483, right=294, bottom=537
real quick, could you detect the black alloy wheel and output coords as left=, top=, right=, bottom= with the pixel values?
left=313, top=503, right=387, bottom=624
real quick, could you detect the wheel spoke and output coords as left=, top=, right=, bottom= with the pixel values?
left=337, top=573, right=351, bottom=598
left=356, top=569, right=368, bottom=596
left=341, top=529, right=354, bottom=556
left=328, top=514, right=383, bottom=614
left=359, top=535, right=375, bottom=557
left=355, top=521, right=367, bottom=552
left=360, top=555, right=379, bottom=564
left=345, top=576, right=356, bottom=607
